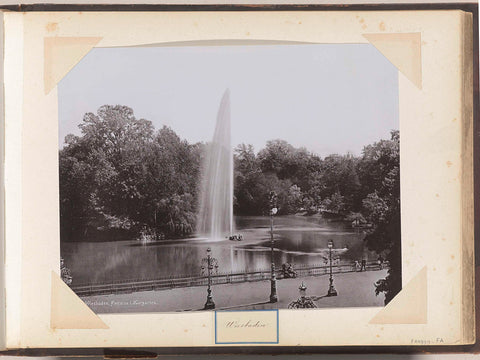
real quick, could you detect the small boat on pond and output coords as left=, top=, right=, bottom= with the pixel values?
left=228, top=234, right=243, bottom=241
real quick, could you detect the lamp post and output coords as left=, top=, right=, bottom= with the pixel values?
left=269, top=191, right=278, bottom=303
left=353, top=217, right=361, bottom=272
left=326, top=239, right=338, bottom=297
left=353, top=217, right=366, bottom=272
left=201, top=247, right=219, bottom=309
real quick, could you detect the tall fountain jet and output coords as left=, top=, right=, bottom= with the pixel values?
left=197, top=89, right=233, bottom=241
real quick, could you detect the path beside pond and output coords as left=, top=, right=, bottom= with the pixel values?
left=83, top=269, right=388, bottom=313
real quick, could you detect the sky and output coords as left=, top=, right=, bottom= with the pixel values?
left=58, top=44, right=398, bottom=157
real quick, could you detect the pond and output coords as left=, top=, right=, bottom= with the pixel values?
left=61, top=215, right=377, bottom=286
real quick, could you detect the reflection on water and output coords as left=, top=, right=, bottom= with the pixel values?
left=61, top=215, right=376, bottom=285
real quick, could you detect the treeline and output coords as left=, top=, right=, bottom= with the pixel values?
left=60, top=105, right=399, bottom=240
left=235, top=133, right=400, bottom=221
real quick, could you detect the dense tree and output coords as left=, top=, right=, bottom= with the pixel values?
left=60, top=105, right=201, bottom=241
left=233, top=144, right=266, bottom=215
left=257, top=140, right=296, bottom=177
left=357, top=130, right=400, bottom=201
left=142, top=127, right=202, bottom=235
left=319, top=154, right=361, bottom=212
left=360, top=130, right=401, bottom=304
left=322, top=191, right=346, bottom=214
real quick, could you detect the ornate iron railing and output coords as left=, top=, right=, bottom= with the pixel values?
left=71, top=261, right=387, bottom=297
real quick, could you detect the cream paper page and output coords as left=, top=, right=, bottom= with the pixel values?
left=4, top=12, right=24, bottom=350
left=5, top=10, right=470, bottom=347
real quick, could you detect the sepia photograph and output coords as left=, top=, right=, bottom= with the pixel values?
left=59, top=43, right=401, bottom=313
